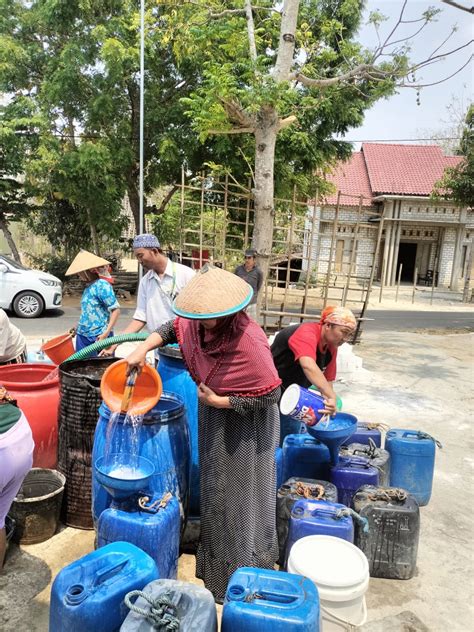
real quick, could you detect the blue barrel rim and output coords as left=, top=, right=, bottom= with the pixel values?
left=99, top=391, right=185, bottom=424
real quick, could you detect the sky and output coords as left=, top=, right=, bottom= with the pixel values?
left=345, top=0, right=473, bottom=150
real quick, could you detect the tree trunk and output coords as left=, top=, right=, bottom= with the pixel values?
left=126, top=170, right=141, bottom=234
left=85, top=207, right=101, bottom=255
left=0, top=215, right=22, bottom=263
left=252, top=107, right=279, bottom=311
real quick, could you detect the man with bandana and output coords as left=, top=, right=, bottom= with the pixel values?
left=271, top=306, right=357, bottom=444
left=101, top=234, right=194, bottom=361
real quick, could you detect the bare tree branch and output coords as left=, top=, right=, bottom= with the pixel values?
left=218, top=97, right=254, bottom=128
left=398, top=55, right=474, bottom=88
left=379, top=0, right=408, bottom=53
left=208, top=127, right=255, bottom=134
left=441, top=0, right=474, bottom=14
left=278, top=115, right=297, bottom=130
left=245, top=0, right=257, bottom=62
left=274, top=0, right=300, bottom=82
left=291, top=63, right=386, bottom=87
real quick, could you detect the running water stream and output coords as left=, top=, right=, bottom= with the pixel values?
left=104, top=411, right=145, bottom=475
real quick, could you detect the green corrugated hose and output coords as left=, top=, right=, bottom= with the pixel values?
left=63, top=332, right=150, bottom=363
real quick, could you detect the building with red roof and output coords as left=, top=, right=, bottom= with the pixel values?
left=313, top=143, right=471, bottom=289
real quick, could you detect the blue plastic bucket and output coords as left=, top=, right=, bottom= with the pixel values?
left=280, top=384, right=325, bottom=427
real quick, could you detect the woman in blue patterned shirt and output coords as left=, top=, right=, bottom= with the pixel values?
left=65, top=251, right=121, bottom=357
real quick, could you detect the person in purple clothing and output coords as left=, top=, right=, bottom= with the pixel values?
left=0, top=386, right=34, bottom=569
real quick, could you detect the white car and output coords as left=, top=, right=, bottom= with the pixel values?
left=0, top=254, right=62, bottom=318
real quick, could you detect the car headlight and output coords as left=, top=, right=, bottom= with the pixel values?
left=40, top=279, right=61, bottom=287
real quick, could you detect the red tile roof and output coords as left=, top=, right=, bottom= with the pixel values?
left=322, top=152, right=373, bottom=207
left=322, top=143, right=463, bottom=206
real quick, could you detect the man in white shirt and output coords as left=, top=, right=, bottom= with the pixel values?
left=101, top=234, right=195, bottom=360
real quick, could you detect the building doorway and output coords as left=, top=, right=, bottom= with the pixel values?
left=397, top=242, right=417, bottom=281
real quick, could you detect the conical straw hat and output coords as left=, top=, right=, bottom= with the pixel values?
left=66, top=250, right=110, bottom=276
left=173, top=264, right=253, bottom=319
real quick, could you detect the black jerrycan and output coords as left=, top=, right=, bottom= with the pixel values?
left=352, top=484, right=420, bottom=579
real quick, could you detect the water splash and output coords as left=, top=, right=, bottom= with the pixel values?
left=104, top=411, right=145, bottom=475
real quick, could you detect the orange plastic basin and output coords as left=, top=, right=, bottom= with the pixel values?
left=100, top=359, right=162, bottom=415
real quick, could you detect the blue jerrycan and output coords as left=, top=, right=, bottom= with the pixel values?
left=158, top=345, right=200, bottom=517
left=282, top=434, right=330, bottom=482
left=346, top=421, right=384, bottom=447
left=385, top=429, right=441, bottom=506
left=97, top=493, right=180, bottom=580
left=352, top=485, right=420, bottom=579
left=330, top=456, right=379, bottom=507
left=92, top=394, right=190, bottom=526
left=222, top=567, right=320, bottom=631
left=49, top=542, right=159, bottom=632
left=285, top=498, right=354, bottom=568
left=120, top=579, right=217, bottom=631
left=277, top=477, right=337, bottom=565
left=340, top=439, right=391, bottom=486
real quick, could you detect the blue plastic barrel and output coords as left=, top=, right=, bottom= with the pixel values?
left=385, top=429, right=439, bottom=506
left=222, top=567, right=320, bottom=631
left=97, top=494, right=180, bottom=580
left=346, top=422, right=382, bottom=447
left=282, top=434, right=330, bottom=482
left=92, top=393, right=190, bottom=525
left=330, top=456, right=379, bottom=507
left=285, top=498, right=354, bottom=567
left=158, top=345, right=199, bottom=516
left=120, top=579, right=217, bottom=631
left=49, top=542, right=159, bottom=632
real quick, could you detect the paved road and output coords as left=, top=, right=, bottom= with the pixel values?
left=8, top=307, right=474, bottom=338
left=363, top=309, right=474, bottom=332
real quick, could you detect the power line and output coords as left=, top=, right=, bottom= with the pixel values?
left=12, top=130, right=462, bottom=143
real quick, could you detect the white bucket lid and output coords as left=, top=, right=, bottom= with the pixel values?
left=280, top=384, right=300, bottom=415
left=288, top=535, right=369, bottom=589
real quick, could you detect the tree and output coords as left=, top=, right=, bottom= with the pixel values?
left=162, top=0, right=472, bottom=285
left=0, top=1, right=214, bottom=247
left=0, top=96, right=42, bottom=262
left=434, top=103, right=474, bottom=208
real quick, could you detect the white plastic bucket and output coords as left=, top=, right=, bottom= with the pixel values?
left=287, top=535, right=369, bottom=631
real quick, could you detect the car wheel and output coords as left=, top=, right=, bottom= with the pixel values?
left=12, top=291, right=45, bottom=318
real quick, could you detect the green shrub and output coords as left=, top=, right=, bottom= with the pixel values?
left=29, top=254, right=70, bottom=282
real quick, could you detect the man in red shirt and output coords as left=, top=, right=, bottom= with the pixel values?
left=271, top=306, right=357, bottom=444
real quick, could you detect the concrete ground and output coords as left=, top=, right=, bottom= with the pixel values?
left=1, top=327, right=473, bottom=631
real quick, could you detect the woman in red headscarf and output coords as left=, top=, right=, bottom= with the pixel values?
left=126, top=265, right=281, bottom=603
left=271, top=306, right=357, bottom=444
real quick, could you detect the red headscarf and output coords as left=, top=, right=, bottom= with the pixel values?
left=174, top=312, right=281, bottom=397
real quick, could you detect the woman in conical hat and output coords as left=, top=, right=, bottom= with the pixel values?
left=66, top=250, right=121, bottom=356
left=126, top=264, right=281, bottom=603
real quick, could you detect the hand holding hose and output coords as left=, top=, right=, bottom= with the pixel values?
left=125, top=348, right=147, bottom=374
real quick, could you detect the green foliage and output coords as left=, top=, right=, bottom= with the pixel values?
left=434, top=105, right=474, bottom=208
left=29, top=252, right=70, bottom=282
left=174, top=0, right=400, bottom=200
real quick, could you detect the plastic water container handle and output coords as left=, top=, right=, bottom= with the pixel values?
left=93, top=558, right=129, bottom=587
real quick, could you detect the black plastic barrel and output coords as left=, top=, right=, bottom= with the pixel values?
left=9, top=468, right=65, bottom=544
left=352, top=484, right=420, bottom=579
left=58, top=358, right=115, bottom=529
left=276, top=476, right=338, bottom=565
